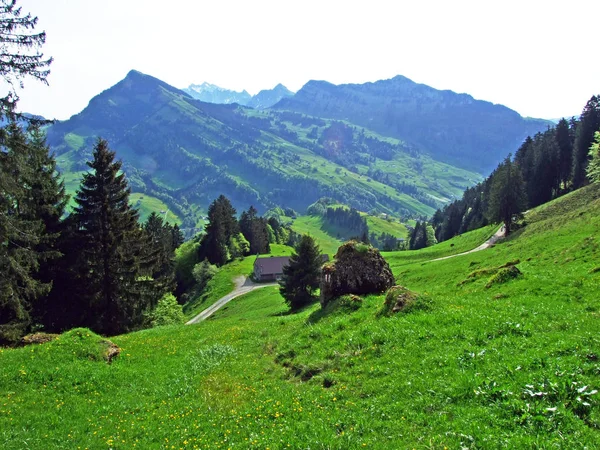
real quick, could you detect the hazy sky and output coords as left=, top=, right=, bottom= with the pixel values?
left=13, top=0, right=600, bottom=120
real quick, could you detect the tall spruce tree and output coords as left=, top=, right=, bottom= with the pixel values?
left=240, top=206, right=270, bottom=255
left=279, top=235, right=322, bottom=310
left=23, top=124, right=68, bottom=327
left=199, top=195, right=241, bottom=266
left=555, top=118, right=574, bottom=191
left=72, top=139, right=157, bottom=335
left=0, top=123, right=44, bottom=342
left=487, top=156, right=526, bottom=236
left=143, top=212, right=176, bottom=297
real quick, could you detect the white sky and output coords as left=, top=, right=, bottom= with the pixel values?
left=13, top=0, right=600, bottom=120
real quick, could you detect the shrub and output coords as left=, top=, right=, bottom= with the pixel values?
left=146, top=293, right=185, bottom=327
left=193, top=259, right=218, bottom=291
left=486, top=265, right=522, bottom=288
left=380, top=285, right=432, bottom=316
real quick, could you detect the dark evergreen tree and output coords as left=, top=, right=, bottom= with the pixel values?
left=487, top=156, right=526, bottom=236
left=572, top=96, right=600, bottom=188
left=171, top=223, right=184, bottom=249
left=198, top=195, right=240, bottom=266
left=143, top=212, right=176, bottom=298
left=239, top=205, right=269, bottom=254
left=71, top=139, right=157, bottom=335
left=409, top=221, right=428, bottom=250
left=555, top=118, right=574, bottom=191
left=279, top=235, right=322, bottom=310
left=0, top=123, right=45, bottom=342
left=24, top=124, right=68, bottom=327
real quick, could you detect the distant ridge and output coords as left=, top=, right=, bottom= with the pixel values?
left=274, top=75, right=552, bottom=173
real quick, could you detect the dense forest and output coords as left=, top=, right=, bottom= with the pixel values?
left=432, top=96, right=600, bottom=241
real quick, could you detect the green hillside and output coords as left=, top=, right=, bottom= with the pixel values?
left=2, top=185, right=599, bottom=448
left=47, top=70, right=482, bottom=228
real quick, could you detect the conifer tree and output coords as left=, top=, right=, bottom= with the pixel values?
left=143, top=212, right=176, bottom=297
left=487, top=156, right=526, bottom=236
left=199, top=195, right=241, bottom=266
left=240, top=206, right=270, bottom=255
left=555, top=118, right=573, bottom=191
left=171, top=223, right=184, bottom=249
left=0, top=123, right=44, bottom=342
left=72, top=139, right=156, bottom=335
left=279, top=235, right=322, bottom=309
left=23, top=124, right=68, bottom=326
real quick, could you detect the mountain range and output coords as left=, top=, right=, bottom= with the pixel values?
left=274, top=76, right=551, bottom=173
left=183, top=82, right=293, bottom=109
left=46, top=70, right=551, bottom=229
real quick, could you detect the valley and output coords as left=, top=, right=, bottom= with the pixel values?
left=2, top=184, right=599, bottom=448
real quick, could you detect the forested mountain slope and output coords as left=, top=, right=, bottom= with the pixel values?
left=46, top=70, right=480, bottom=227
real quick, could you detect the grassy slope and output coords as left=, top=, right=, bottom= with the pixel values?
left=2, top=185, right=600, bottom=448
left=291, top=215, right=344, bottom=256
left=182, top=244, right=293, bottom=318
left=291, top=213, right=409, bottom=257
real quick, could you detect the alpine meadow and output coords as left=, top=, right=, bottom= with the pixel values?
left=1, top=1, right=600, bottom=449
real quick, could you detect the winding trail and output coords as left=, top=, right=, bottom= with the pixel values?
left=427, top=225, right=505, bottom=263
left=186, top=276, right=277, bottom=324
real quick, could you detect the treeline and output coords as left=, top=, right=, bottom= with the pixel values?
left=196, top=196, right=299, bottom=267
left=433, top=95, right=600, bottom=241
left=407, top=221, right=437, bottom=250
left=307, top=197, right=406, bottom=251
left=1, top=131, right=185, bottom=344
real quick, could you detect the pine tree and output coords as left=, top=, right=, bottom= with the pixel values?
left=171, top=223, right=184, bottom=249
left=24, top=124, right=68, bottom=326
left=240, top=206, right=270, bottom=255
left=572, top=96, right=600, bottom=188
left=555, top=118, right=573, bottom=191
left=199, top=195, right=240, bottom=266
left=487, top=156, right=526, bottom=236
left=72, top=139, right=156, bottom=335
left=143, top=212, right=176, bottom=298
left=0, top=123, right=44, bottom=342
left=279, top=235, right=322, bottom=310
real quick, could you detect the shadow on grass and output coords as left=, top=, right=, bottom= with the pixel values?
left=269, top=299, right=319, bottom=317
left=305, top=295, right=362, bottom=325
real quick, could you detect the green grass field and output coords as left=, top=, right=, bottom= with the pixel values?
left=291, top=213, right=408, bottom=257
left=2, top=185, right=600, bottom=448
left=129, top=193, right=182, bottom=225
left=290, top=215, right=344, bottom=256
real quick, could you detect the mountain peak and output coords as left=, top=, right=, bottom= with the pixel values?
left=248, top=84, right=293, bottom=109
left=183, top=82, right=251, bottom=105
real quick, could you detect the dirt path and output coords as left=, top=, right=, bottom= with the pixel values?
left=427, top=225, right=505, bottom=263
left=186, top=276, right=277, bottom=324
